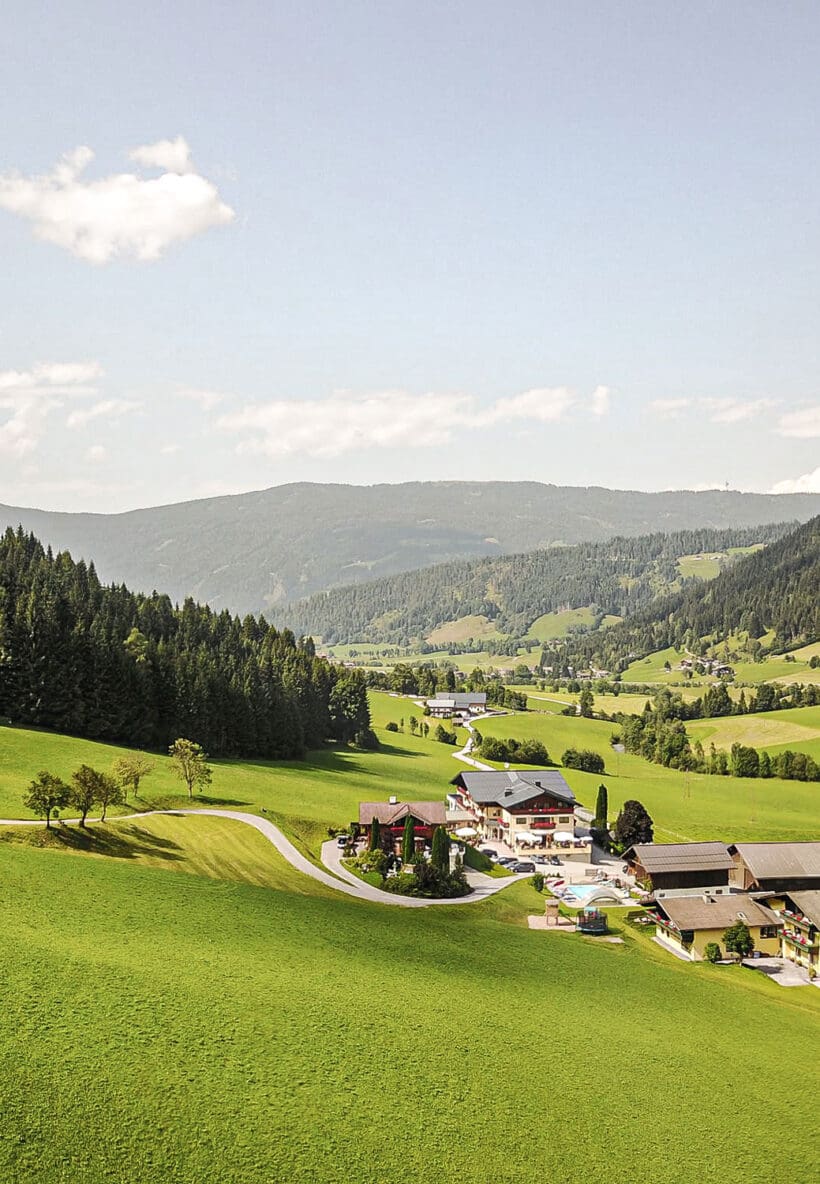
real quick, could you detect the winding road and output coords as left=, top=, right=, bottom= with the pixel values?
left=0, top=806, right=525, bottom=909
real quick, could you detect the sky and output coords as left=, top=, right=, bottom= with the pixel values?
left=1, top=0, right=819, bottom=512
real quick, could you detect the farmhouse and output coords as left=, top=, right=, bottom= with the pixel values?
left=449, top=770, right=587, bottom=857
left=623, top=842, right=733, bottom=899
left=426, top=692, right=487, bottom=718
left=775, top=891, right=820, bottom=976
left=654, top=894, right=782, bottom=962
left=728, top=843, right=820, bottom=893
left=358, top=798, right=448, bottom=848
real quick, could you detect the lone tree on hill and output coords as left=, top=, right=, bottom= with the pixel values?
left=722, top=920, right=754, bottom=960
left=613, top=799, right=654, bottom=850
left=401, top=815, right=415, bottom=864
left=578, top=685, right=594, bottom=718
left=69, top=765, right=108, bottom=828
left=369, top=816, right=381, bottom=851
left=23, top=771, right=70, bottom=829
left=112, top=754, right=154, bottom=801
left=594, top=783, right=608, bottom=830
left=168, top=739, right=212, bottom=799
left=431, top=826, right=450, bottom=875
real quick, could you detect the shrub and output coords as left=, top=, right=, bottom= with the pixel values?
left=531, top=873, right=544, bottom=893
left=462, top=845, right=493, bottom=872
left=354, top=728, right=380, bottom=750
left=385, top=721, right=399, bottom=733
left=723, top=920, right=754, bottom=960
left=704, top=942, right=721, bottom=964
left=562, top=748, right=605, bottom=774
left=434, top=724, right=458, bottom=745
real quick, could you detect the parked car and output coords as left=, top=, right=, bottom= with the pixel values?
left=512, top=861, right=536, bottom=874
left=336, top=834, right=351, bottom=848
left=479, top=847, right=498, bottom=860
left=497, top=857, right=518, bottom=868
left=548, top=855, right=562, bottom=866
left=532, top=854, right=547, bottom=865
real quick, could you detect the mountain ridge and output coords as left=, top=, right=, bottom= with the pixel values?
left=1, top=481, right=818, bottom=616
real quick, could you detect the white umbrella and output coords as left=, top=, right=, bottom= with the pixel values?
left=578, top=834, right=594, bottom=844
left=552, top=831, right=574, bottom=843
left=454, top=826, right=478, bottom=837
left=516, top=831, right=539, bottom=843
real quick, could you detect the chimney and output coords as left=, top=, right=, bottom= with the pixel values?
left=389, top=795, right=398, bottom=805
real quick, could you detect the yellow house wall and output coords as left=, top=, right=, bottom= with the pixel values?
left=691, top=926, right=781, bottom=960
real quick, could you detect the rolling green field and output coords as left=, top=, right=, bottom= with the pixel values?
left=2, top=825, right=819, bottom=1184
left=2, top=690, right=820, bottom=1182
left=688, top=705, right=820, bottom=761
left=527, top=606, right=621, bottom=641
left=479, top=707, right=820, bottom=843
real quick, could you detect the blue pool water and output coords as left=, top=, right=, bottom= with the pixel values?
left=560, top=882, right=630, bottom=906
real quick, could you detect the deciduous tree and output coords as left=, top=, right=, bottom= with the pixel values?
left=23, top=771, right=70, bottom=829
left=168, top=738, right=212, bottom=799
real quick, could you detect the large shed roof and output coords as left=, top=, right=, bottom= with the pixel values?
left=729, top=843, right=820, bottom=881
left=358, top=800, right=447, bottom=827
left=786, top=890, right=820, bottom=928
left=626, top=842, right=733, bottom=874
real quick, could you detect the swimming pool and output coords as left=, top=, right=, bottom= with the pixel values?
left=558, top=882, right=631, bottom=907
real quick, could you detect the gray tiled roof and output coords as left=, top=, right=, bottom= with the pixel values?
left=626, top=842, right=733, bottom=874
left=450, top=769, right=576, bottom=809
left=787, top=890, right=820, bottom=928
left=660, top=894, right=782, bottom=931
left=729, top=843, right=820, bottom=881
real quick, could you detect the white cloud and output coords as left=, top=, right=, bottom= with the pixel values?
left=0, top=359, right=103, bottom=455
left=590, top=385, right=611, bottom=417
left=700, top=398, right=775, bottom=424
left=160, top=442, right=182, bottom=455
left=217, top=384, right=587, bottom=458
left=649, top=398, right=691, bottom=419
left=177, top=386, right=223, bottom=410
left=770, top=466, right=820, bottom=494
left=66, top=398, right=141, bottom=429
left=128, top=136, right=194, bottom=174
left=86, top=445, right=107, bottom=462
left=777, top=405, right=820, bottom=438
left=0, top=142, right=234, bottom=263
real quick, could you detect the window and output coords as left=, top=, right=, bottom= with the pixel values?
left=760, top=926, right=778, bottom=939
left=558, top=816, right=570, bottom=824
left=516, top=817, right=527, bottom=826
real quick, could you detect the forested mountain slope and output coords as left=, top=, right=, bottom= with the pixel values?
left=0, top=529, right=371, bottom=758
left=281, top=524, right=790, bottom=644
left=1, top=482, right=818, bottom=615
left=560, top=515, right=820, bottom=672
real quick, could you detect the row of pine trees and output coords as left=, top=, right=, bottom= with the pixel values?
left=0, top=529, right=372, bottom=759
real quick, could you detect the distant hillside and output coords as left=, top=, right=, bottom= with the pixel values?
left=561, top=515, right=820, bottom=671
left=282, top=524, right=790, bottom=645
left=1, top=482, right=818, bottom=616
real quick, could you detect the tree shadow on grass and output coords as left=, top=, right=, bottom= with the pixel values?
left=49, top=824, right=185, bottom=862
left=225, top=741, right=429, bottom=781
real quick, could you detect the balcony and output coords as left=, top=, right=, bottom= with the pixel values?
left=783, top=929, right=819, bottom=952
left=782, top=910, right=816, bottom=935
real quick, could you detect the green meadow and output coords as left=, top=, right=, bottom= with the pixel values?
left=478, top=706, right=820, bottom=844
left=2, top=690, right=820, bottom=1182
left=2, top=819, right=819, bottom=1184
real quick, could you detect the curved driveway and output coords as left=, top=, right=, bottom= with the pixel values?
left=0, top=807, right=524, bottom=910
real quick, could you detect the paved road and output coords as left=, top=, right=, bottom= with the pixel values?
left=0, top=807, right=524, bottom=910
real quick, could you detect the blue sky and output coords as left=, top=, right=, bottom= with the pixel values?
left=1, top=1, right=819, bottom=510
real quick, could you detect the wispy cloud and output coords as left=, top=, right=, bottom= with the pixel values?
left=770, top=466, right=820, bottom=494
left=216, top=385, right=587, bottom=458
left=700, top=398, right=776, bottom=424
left=66, top=398, right=141, bottom=429
left=0, top=140, right=234, bottom=263
left=649, top=398, right=691, bottom=419
left=777, top=405, right=820, bottom=438
left=85, top=444, right=107, bottom=462
left=590, top=385, right=611, bottom=417
left=0, top=360, right=103, bottom=455
left=177, top=386, right=224, bottom=410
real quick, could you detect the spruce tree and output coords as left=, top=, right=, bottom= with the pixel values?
left=401, top=815, right=415, bottom=864
left=594, top=783, right=608, bottom=829
left=431, top=826, right=450, bottom=874
left=369, top=816, right=381, bottom=851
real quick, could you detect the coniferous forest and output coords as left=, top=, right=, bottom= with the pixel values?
left=0, top=529, right=372, bottom=758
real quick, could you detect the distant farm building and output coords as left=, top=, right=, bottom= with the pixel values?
left=653, top=894, right=782, bottom=962
left=728, top=843, right=820, bottom=894
left=426, top=691, right=487, bottom=719
left=623, top=842, right=734, bottom=899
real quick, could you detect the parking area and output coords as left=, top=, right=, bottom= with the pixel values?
left=474, top=838, right=635, bottom=886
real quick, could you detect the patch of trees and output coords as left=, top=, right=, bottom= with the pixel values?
left=476, top=735, right=551, bottom=765
left=618, top=702, right=820, bottom=782
left=366, top=663, right=527, bottom=710
left=561, top=748, right=606, bottom=774
left=0, top=529, right=372, bottom=760
left=280, top=524, right=788, bottom=645
left=434, top=724, right=458, bottom=745
left=612, top=800, right=654, bottom=850
left=24, top=753, right=158, bottom=827
left=556, top=515, right=819, bottom=674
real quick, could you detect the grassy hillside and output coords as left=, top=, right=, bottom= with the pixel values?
left=2, top=818, right=819, bottom=1184
left=687, top=705, right=820, bottom=761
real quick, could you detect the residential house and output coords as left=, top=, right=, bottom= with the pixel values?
left=654, top=894, right=782, bottom=962
left=728, top=843, right=820, bottom=893
left=449, top=770, right=587, bottom=857
left=358, top=798, right=448, bottom=850
left=763, top=890, right=820, bottom=977
left=426, top=692, right=487, bottom=719
left=623, top=842, right=734, bottom=899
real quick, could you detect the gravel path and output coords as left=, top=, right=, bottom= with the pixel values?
left=0, top=807, right=524, bottom=910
